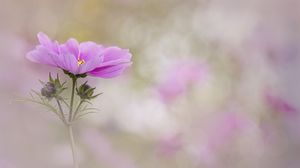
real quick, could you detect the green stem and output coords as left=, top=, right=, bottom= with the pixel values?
left=69, top=77, right=77, bottom=122
left=68, top=125, right=79, bottom=168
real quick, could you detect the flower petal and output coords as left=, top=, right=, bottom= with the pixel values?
left=55, top=53, right=79, bottom=74
left=77, top=56, right=103, bottom=74
left=37, top=32, right=59, bottom=54
left=102, top=46, right=132, bottom=62
left=88, top=62, right=132, bottom=78
left=61, top=38, right=79, bottom=58
left=87, top=46, right=132, bottom=78
left=26, top=32, right=61, bottom=67
left=96, top=59, right=131, bottom=68
left=26, top=45, right=58, bottom=66
left=79, top=42, right=104, bottom=61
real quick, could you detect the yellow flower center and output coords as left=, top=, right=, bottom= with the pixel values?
left=77, top=51, right=85, bottom=66
left=77, top=58, right=85, bottom=66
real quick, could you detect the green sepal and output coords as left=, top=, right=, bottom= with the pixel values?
left=76, top=82, right=101, bottom=100
left=63, top=69, right=87, bottom=79
left=40, top=73, right=67, bottom=100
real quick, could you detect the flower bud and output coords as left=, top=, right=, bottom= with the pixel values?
left=40, top=73, right=67, bottom=100
left=77, top=83, right=93, bottom=99
left=41, top=82, right=56, bottom=99
left=77, top=82, right=101, bottom=100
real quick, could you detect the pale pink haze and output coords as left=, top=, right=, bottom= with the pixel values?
left=82, top=129, right=138, bottom=168
left=157, top=133, right=182, bottom=157
left=208, top=112, right=245, bottom=143
left=158, top=60, right=208, bottom=103
left=26, top=32, right=132, bottom=78
left=195, top=112, right=247, bottom=165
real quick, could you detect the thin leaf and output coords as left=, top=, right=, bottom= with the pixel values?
left=38, top=80, right=45, bottom=85
left=75, top=111, right=98, bottom=120
left=49, top=73, right=53, bottom=82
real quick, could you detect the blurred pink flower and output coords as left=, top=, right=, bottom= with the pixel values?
left=156, top=133, right=182, bottom=157
left=262, top=89, right=300, bottom=143
left=26, top=32, right=132, bottom=78
left=264, top=89, right=297, bottom=115
left=157, top=59, right=208, bottom=103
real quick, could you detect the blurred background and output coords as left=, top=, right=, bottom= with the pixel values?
left=1, top=0, right=300, bottom=167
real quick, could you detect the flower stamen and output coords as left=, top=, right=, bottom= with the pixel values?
left=77, top=58, right=85, bottom=66
left=77, top=51, right=85, bottom=66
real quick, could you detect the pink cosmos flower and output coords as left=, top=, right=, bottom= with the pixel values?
left=26, top=32, right=132, bottom=78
